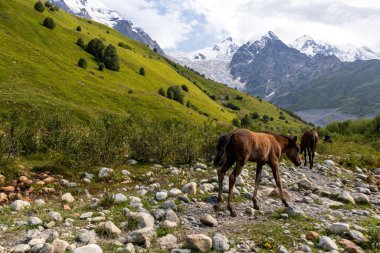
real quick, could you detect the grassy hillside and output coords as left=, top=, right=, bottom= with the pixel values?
left=276, top=60, right=380, bottom=117
left=0, top=0, right=305, bottom=132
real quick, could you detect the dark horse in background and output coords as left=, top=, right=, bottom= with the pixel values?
left=213, top=129, right=301, bottom=217
left=300, top=129, right=319, bottom=169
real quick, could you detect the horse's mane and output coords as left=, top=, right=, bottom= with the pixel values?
left=259, top=131, right=292, bottom=141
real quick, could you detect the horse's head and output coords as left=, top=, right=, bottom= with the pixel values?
left=286, top=136, right=301, bottom=167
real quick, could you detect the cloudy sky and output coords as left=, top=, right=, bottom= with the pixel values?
left=106, top=0, right=380, bottom=52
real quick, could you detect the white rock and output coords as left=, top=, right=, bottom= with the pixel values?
left=193, top=163, right=207, bottom=170
left=98, top=167, right=113, bottom=178
left=327, top=223, right=350, bottom=234
left=338, top=191, right=356, bottom=204
left=61, top=193, right=75, bottom=203
left=11, top=244, right=31, bottom=252
left=124, top=243, right=135, bottom=253
left=155, top=192, right=168, bottom=201
left=200, top=214, right=218, bottom=227
left=100, top=221, right=121, bottom=236
left=318, top=236, right=338, bottom=251
left=186, top=234, right=212, bottom=252
left=28, top=217, right=43, bottom=226
left=80, top=212, right=93, bottom=219
left=52, top=238, right=69, bottom=253
left=348, top=230, right=367, bottom=243
left=11, top=200, right=30, bottom=211
left=168, top=188, right=182, bottom=196
left=157, top=234, right=177, bottom=250
left=182, top=182, right=197, bottom=195
left=48, top=211, right=63, bottom=222
left=114, top=193, right=128, bottom=203
left=212, top=233, right=229, bottom=252
left=324, top=160, right=335, bottom=166
left=73, top=244, right=102, bottom=253
left=34, top=199, right=46, bottom=206
left=200, top=183, right=214, bottom=193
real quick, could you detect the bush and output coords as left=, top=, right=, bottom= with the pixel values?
left=223, top=102, right=240, bottom=111
left=44, top=1, right=52, bottom=8
left=153, top=48, right=158, bottom=53
left=98, top=63, right=105, bottom=71
left=158, top=88, right=165, bottom=97
left=103, top=44, right=120, bottom=71
left=86, top=38, right=105, bottom=61
left=232, top=118, right=241, bottom=127
left=262, top=114, right=270, bottom=123
left=241, top=114, right=252, bottom=128
left=43, top=17, right=56, bottom=30
left=139, top=67, right=145, bottom=76
left=235, top=95, right=243, bottom=100
left=279, top=115, right=286, bottom=120
left=78, top=58, right=87, bottom=69
left=118, top=42, right=132, bottom=50
left=252, top=112, right=259, bottom=119
left=167, top=85, right=185, bottom=104
left=181, top=84, right=189, bottom=92
left=76, top=38, right=84, bottom=48
left=76, top=26, right=81, bottom=32
left=34, top=1, right=45, bottom=12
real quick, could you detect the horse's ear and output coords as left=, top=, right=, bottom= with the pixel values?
left=293, top=136, right=298, bottom=142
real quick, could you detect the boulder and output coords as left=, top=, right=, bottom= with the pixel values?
left=61, top=193, right=75, bottom=203
left=212, top=233, right=229, bottom=252
left=337, top=191, right=356, bottom=204
left=125, top=227, right=155, bottom=248
left=52, top=239, right=69, bottom=253
left=318, top=236, right=338, bottom=251
left=186, top=234, right=212, bottom=252
left=157, top=234, right=178, bottom=250
left=155, top=191, right=168, bottom=201
left=200, top=214, right=218, bottom=227
left=73, top=244, right=102, bottom=253
left=182, top=182, right=197, bottom=195
left=98, top=167, right=113, bottom=178
left=348, top=230, right=367, bottom=243
left=338, top=238, right=365, bottom=253
left=327, top=223, right=350, bottom=234
left=10, top=200, right=30, bottom=211
left=11, top=244, right=31, bottom=252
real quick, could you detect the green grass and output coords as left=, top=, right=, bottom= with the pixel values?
left=0, top=0, right=305, bottom=133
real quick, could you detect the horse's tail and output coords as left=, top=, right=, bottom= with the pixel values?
left=213, top=133, right=232, bottom=167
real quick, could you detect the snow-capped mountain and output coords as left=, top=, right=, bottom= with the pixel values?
left=168, top=37, right=245, bottom=88
left=51, top=0, right=165, bottom=54
left=290, top=35, right=380, bottom=62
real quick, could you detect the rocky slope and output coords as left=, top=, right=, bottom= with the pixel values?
left=0, top=157, right=379, bottom=252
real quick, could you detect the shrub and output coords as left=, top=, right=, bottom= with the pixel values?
left=252, top=112, right=260, bottom=119
left=86, top=38, right=105, bottom=61
left=103, top=44, right=120, bottom=71
left=241, top=114, right=252, bottom=128
left=279, top=115, right=286, bottom=120
left=167, top=85, right=184, bottom=104
left=153, top=48, right=158, bottom=53
left=44, top=1, right=52, bottom=8
left=186, top=100, right=191, bottom=108
left=262, top=114, right=270, bottom=123
left=181, top=84, right=189, bottom=92
left=34, top=1, right=45, bottom=12
left=235, top=95, right=243, bottom=100
left=78, top=58, right=87, bottom=69
left=118, top=42, right=132, bottom=50
left=76, top=26, right=81, bottom=32
left=209, top=95, right=216, bottom=100
left=158, top=88, right=165, bottom=97
left=43, top=17, right=56, bottom=30
left=232, top=118, right=241, bottom=127
left=139, top=67, right=145, bottom=76
left=98, top=63, right=105, bottom=71
left=76, top=38, right=84, bottom=48
left=223, top=102, right=240, bottom=111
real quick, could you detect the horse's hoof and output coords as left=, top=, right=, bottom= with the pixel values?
left=253, top=206, right=260, bottom=210
left=230, top=211, right=237, bottom=217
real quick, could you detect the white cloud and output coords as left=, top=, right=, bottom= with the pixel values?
left=106, top=0, right=380, bottom=51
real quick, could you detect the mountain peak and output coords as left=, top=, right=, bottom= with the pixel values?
left=264, top=31, right=279, bottom=40
left=222, top=37, right=233, bottom=42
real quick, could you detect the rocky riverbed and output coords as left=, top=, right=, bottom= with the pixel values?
left=0, top=157, right=379, bottom=252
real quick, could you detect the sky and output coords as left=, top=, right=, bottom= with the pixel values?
left=106, top=0, right=380, bottom=52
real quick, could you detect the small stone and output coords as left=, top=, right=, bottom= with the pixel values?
left=200, top=214, right=218, bottom=227
left=52, top=239, right=69, bottom=253
left=298, top=178, right=313, bottom=189
left=338, top=238, right=365, bottom=253
left=305, top=231, right=319, bottom=240
left=100, top=221, right=121, bottom=236
left=245, top=207, right=255, bottom=216
left=124, top=243, right=135, bottom=253
left=155, top=191, right=168, bottom=201
left=163, top=220, right=177, bottom=228
left=193, top=163, right=207, bottom=170
left=186, top=234, right=212, bottom=252
left=73, top=244, right=102, bottom=253
left=269, top=188, right=290, bottom=199
left=126, top=159, right=138, bottom=165
left=48, top=211, right=63, bottom=222
left=28, top=217, right=43, bottom=226
left=38, top=243, right=54, bottom=253
left=318, top=236, right=338, bottom=251
left=324, top=160, right=335, bottom=166
left=157, top=234, right=178, bottom=250
left=212, top=233, right=229, bottom=252
left=278, top=245, right=289, bottom=253
left=286, top=206, right=306, bottom=217
left=165, top=209, right=179, bottom=223
left=125, top=227, right=155, bottom=248
left=98, top=167, right=113, bottom=178
left=61, top=193, right=75, bottom=203
left=168, top=188, right=182, bottom=196
left=353, top=193, right=370, bottom=205
left=10, top=200, right=30, bottom=211
left=11, top=244, right=31, bottom=252
left=348, top=230, right=367, bottom=243
left=337, top=191, right=356, bottom=204
left=80, top=212, right=93, bottom=219
left=114, top=193, right=128, bottom=203
left=182, top=182, right=197, bottom=195
left=327, top=223, right=350, bottom=234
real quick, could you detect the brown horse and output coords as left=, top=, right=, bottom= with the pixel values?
left=213, top=129, right=301, bottom=217
left=300, top=129, right=318, bottom=169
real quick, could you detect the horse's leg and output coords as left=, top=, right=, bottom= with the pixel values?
left=303, top=149, right=307, bottom=166
left=227, top=160, right=244, bottom=217
left=270, top=161, right=289, bottom=207
left=310, top=149, right=315, bottom=169
left=307, top=147, right=312, bottom=169
left=214, top=160, right=233, bottom=211
left=252, top=162, right=263, bottom=210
